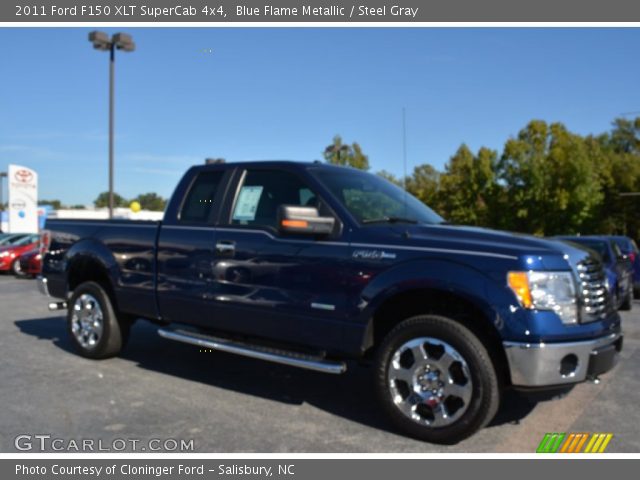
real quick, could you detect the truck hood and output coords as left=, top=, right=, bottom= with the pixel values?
left=377, top=224, right=589, bottom=269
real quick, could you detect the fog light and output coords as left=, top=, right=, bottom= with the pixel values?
left=560, top=354, right=579, bottom=377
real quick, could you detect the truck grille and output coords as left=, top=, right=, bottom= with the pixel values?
left=577, top=258, right=609, bottom=322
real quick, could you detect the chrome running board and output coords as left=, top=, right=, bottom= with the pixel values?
left=158, top=328, right=346, bottom=375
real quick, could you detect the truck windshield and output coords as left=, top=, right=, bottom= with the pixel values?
left=312, top=167, right=445, bottom=225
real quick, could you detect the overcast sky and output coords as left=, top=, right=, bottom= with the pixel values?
left=0, top=27, right=638, bottom=205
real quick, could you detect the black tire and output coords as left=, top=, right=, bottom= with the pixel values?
left=67, top=281, right=129, bottom=359
left=620, top=289, right=633, bottom=311
left=374, top=314, right=500, bottom=444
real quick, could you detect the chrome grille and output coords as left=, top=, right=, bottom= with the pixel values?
left=576, top=258, right=609, bottom=322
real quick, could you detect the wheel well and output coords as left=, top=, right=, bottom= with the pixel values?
left=366, top=289, right=511, bottom=385
left=67, top=257, right=117, bottom=307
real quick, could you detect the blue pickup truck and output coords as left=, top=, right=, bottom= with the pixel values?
left=39, top=161, right=623, bottom=443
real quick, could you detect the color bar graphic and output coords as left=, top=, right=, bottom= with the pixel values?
left=537, top=433, right=613, bottom=453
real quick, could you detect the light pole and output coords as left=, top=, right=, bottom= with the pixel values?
left=0, top=172, right=7, bottom=212
left=89, top=31, right=135, bottom=219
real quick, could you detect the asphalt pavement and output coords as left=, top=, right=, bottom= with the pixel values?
left=1, top=274, right=638, bottom=453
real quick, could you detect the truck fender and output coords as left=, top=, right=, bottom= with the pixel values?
left=357, top=258, right=526, bottom=343
left=64, top=238, right=120, bottom=292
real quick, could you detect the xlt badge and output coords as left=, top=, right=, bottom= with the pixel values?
left=352, top=249, right=397, bottom=260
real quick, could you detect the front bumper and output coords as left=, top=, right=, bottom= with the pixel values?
left=504, top=332, right=623, bottom=387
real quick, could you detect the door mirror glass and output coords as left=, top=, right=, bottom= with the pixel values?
left=277, top=205, right=335, bottom=236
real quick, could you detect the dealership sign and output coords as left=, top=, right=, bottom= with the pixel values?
left=7, top=164, right=38, bottom=233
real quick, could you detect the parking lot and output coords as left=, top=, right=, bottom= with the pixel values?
left=1, top=274, right=639, bottom=453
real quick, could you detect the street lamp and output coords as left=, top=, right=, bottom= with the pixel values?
left=0, top=172, right=7, bottom=212
left=88, top=31, right=135, bottom=219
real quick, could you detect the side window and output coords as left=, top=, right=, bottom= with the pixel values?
left=231, top=170, right=318, bottom=229
left=179, top=171, right=224, bottom=224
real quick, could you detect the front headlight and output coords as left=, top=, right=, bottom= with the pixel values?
left=507, top=271, right=578, bottom=325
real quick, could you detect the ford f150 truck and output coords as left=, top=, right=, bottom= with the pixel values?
left=38, top=161, right=623, bottom=443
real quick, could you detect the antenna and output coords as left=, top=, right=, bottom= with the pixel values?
left=402, top=107, right=408, bottom=218
left=402, top=107, right=407, bottom=191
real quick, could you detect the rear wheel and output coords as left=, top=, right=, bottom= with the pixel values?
left=67, top=281, right=129, bottom=359
left=374, top=314, right=500, bottom=444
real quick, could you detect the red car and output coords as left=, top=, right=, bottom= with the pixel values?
left=0, top=234, right=40, bottom=275
left=18, top=248, right=43, bottom=277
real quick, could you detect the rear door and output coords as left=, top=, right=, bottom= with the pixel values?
left=156, top=168, right=230, bottom=326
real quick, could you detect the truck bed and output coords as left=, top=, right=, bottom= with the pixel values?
left=43, top=218, right=161, bottom=320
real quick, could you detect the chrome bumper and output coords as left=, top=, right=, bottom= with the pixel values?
left=37, top=276, right=49, bottom=297
left=504, top=332, right=622, bottom=387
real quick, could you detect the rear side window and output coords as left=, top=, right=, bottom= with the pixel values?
left=179, top=171, right=225, bottom=223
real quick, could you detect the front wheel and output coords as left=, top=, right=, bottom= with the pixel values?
left=67, top=281, right=129, bottom=359
left=374, top=314, right=500, bottom=444
left=11, top=259, right=23, bottom=276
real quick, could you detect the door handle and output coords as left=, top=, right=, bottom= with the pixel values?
left=216, top=241, right=235, bottom=255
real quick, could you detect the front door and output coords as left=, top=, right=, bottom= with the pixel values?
left=209, top=167, right=350, bottom=350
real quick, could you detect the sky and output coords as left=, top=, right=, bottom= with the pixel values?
left=0, top=27, right=639, bottom=205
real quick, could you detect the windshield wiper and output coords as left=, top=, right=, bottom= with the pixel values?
left=361, top=216, right=419, bottom=225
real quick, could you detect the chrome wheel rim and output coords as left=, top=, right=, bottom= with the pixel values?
left=388, top=337, right=473, bottom=427
left=70, top=294, right=104, bottom=349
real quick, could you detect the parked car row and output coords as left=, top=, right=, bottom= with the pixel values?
left=0, top=233, right=43, bottom=276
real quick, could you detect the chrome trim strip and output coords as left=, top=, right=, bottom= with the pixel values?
left=311, top=302, right=336, bottom=311
left=503, top=332, right=620, bottom=351
left=158, top=328, right=346, bottom=375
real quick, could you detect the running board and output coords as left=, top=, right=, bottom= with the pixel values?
left=157, top=328, right=346, bottom=375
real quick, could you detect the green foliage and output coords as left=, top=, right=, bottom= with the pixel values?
left=39, top=199, right=63, bottom=209
left=405, top=164, right=439, bottom=206
left=93, top=192, right=129, bottom=209
left=365, top=116, right=640, bottom=238
left=437, top=145, right=497, bottom=226
left=376, top=170, right=402, bottom=186
left=93, top=191, right=167, bottom=211
left=496, top=121, right=603, bottom=235
left=134, top=192, right=167, bottom=211
left=323, top=135, right=370, bottom=170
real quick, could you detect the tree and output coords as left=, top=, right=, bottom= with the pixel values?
left=134, top=192, right=167, bottom=211
left=405, top=164, right=440, bottom=207
left=436, top=145, right=498, bottom=226
left=94, top=192, right=128, bottom=209
left=608, top=117, right=640, bottom=154
left=376, top=170, right=403, bottom=186
left=496, top=121, right=602, bottom=235
left=39, top=199, right=63, bottom=210
left=323, top=135, right=370, bottom=170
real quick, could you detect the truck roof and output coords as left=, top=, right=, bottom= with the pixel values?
left=192, top=160, right=355, bottom=172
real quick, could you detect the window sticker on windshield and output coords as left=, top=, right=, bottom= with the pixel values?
left=232, top=186, right=263, bottom=221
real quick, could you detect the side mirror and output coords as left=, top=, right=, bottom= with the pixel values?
left=277, top=205, right=335, bottom=236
